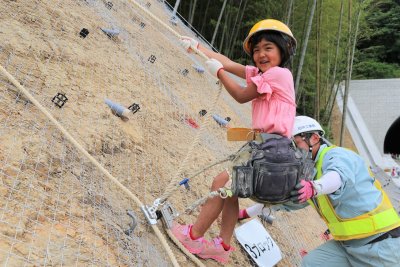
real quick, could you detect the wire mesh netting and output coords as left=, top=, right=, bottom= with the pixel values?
left=0, top=0, right=327, bottom=266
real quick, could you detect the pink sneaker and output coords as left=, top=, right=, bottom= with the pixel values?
left=171, top=223, right=207, bottom=254
left=197, top=237, right=235, bottom=264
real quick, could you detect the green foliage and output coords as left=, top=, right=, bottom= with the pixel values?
left=353, top=60, right=400, bottom=79
left=356, top=0, right=400, bottom=69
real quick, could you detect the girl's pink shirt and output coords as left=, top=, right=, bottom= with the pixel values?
left=245, top=65, right=296, bottom=138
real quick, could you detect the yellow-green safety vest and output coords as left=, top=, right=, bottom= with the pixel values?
left=309, top=146, right=400, bottom=241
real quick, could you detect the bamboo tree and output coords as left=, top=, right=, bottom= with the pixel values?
left=199, top=0, right=211, bottom=33
left=188, top=0, right=198, bottom=25
left=294, top=0, right=311, bottom=76
left=226, top=0, right=242, bottom=55
left=295, top=0, right=317, bottom=98
left=211, top=0, right=228, bottom=47
left=219, top=4, right=231, bottom=52
left=227, top=0, right=248, bottom=58
left=286, top=0, right=294, bottom=25
left=315, top=0, right=322, bottom=120
left=221, top=0, right=237, bottom=52
left=323, top=51, right=331, bottom=113
left=324, top=0, right=344, bottom=124
left=188, top=0, right=193, bottom=24
left=340, top=0, right=352, bottom=146
left=171, top=0, right=181, bottom=20
left=340, top=1, right=362, bottom=146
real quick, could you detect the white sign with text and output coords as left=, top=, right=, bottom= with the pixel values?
left=235, top=219, right=282, bottom=267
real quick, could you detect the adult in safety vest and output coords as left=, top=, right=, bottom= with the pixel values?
left=290, top=115, right=400, bottom=267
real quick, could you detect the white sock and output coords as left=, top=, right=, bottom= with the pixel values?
left=246, top=203, right=264, bottom=217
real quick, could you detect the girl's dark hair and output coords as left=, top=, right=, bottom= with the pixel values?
left=249, top=31, right=293, bottom=68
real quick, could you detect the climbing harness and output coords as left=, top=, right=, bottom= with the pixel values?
left=175, top=133, right=316, bottom=215
left=231, top=134, right=314, bottom=204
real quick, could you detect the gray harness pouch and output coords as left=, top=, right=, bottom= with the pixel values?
left=252, top=161, right=300, bottom=203
left=232, top=135, right=302, bottom=204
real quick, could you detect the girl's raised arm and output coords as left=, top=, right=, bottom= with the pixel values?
left=180, top=36, right=246, bottom=79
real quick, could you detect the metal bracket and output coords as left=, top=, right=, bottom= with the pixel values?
left=160, top=202, right=179, bottom=229
left=140, top=205, right=158, bottom=225
left=124, top=210, right=138, bottom=235
left=140, top=198, right=163, bottom=225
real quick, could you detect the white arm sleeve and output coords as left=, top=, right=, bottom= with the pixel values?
left=312, top=171, right=342, bottom=196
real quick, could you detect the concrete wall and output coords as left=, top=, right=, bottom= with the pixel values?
left=348, top=79, right=400, bottom=155
left=336, top=79, right=400, bottom=169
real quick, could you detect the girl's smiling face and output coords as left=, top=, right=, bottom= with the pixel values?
left=252, top=39, right=282, bottom=72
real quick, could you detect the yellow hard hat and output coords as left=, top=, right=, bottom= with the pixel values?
left=243, top=19, right=297, bottom=55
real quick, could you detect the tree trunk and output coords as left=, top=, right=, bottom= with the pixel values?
left=295, top=0, right=317, bottom=98
left=315, top=0, right=322, bottom=120
left=188, top=0, right=198, bottom=25
left=323, top=53, right=331, bottom=112
left=294, top=0, right=311, bottom=74
left=323, top=0, right=344, bottom=124
left=219, top=8, right=230, bottom=52
left=340, top=1, right=361, bottom=146
left=226, top=0, right=243, bottom=55
left=340, top=0, right=352, bottom=146
left=171, top=0, right=181, bottom=19
left=211, top=0, right=228, bottom=47
left=200, top=0, right=211, bottom=33
left=227, top=0, right=248, bottom=58
left=286, top=0, right=294, bottom=25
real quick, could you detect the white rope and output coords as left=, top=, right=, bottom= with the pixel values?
left=128, top=0, right=210, bottom=61
left=158, top=83, right=222, bottom=203
left=185, top=188, right=231, bottom=214
left=186, top=156, right=233, bottom=180
left=0, top=64, right=180, bottom=267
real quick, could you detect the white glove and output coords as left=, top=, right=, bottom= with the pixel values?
left=180, top=36, right=199, bottom=52
left=205, top=58, right=224, bottom=78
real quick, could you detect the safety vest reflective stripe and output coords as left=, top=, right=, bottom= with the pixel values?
left=314, top=146, right=400, bottom=240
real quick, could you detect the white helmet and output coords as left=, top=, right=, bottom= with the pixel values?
left=292, top=116, right=325, bottom=136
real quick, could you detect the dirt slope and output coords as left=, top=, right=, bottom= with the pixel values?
left=0, top=0, right=326, bottom=266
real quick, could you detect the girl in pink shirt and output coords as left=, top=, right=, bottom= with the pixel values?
left=246, top=65, right=295, bottom=137
left=172, top=19, right=297, bottom=263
